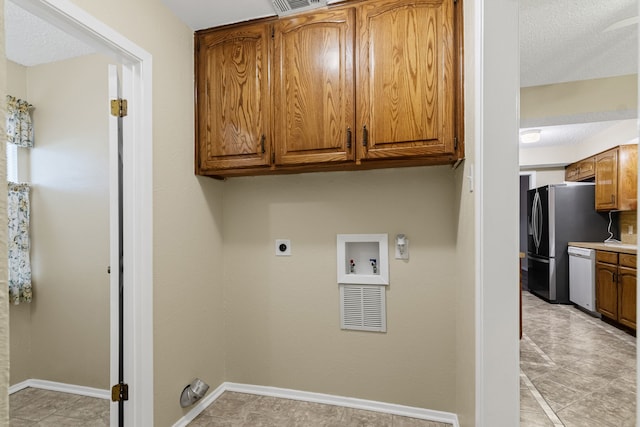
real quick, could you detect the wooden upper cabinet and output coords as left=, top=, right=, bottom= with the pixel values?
left=273, top=9, right=355, bottom=166
left=577, top=157, right=595, bottom=180
left=595, top=148, right=618, bottom=210
left=356, top=0, right=456, bottom=161
left=595, top=145, right=637, bottom=211
left=195, top=22, right=271, bottom=172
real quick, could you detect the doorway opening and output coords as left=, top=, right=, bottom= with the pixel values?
left=5, top=0, right=153, bottom=424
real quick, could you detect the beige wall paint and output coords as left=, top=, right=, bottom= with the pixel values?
left=0, top=1, right=10, bottom=422
left=521, top=75, right=637, bottom=126
left=6, top=60, right=31, bottom=385
left=19, top=54, right=111, bottom=388
left=223, top=167, right=458, bottom=412
left=62, top=0, right=226, bottom=423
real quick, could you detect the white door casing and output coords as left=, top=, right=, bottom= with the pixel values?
left=10, top=1, right=155, bottom=425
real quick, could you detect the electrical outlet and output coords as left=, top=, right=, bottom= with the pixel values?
left=275, top=239, right=291, bottom=256
left=628, top=225, right=634, bottom=235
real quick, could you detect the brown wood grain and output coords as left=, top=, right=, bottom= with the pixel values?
left=356, top=0, right=456, bottom=160
left=596, top=261, right=618, bottom=320
left=617, top=144, right=638, bottom=211
left=618, top=266, right=636, bottom=329
left=273, top=9, right=355, bottom=166
left=595, top=148, right=618, bottom=211
left=577, top=156, right=595, bottom=180
left=196, top=22, right=271, bottom=172
left=596, top=250, right=618, bottom=265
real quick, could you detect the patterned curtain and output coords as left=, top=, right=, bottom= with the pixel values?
left=6, top=95, right=34, bottom=148
left=8, top=182, right=32, bottom=304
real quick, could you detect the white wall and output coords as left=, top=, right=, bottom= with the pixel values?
left=477, top=0, right=520, bottom=425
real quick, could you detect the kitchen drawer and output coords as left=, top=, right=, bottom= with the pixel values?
left=596, top=250, right=618, bottom=265
left=619, top=253, right=637, bottom=268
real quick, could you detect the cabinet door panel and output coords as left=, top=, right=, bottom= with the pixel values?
left=595, top=149, right=618, bottom=210
left=274, top=9, right=355, bottom=165
left=618, top=266, right=636, bottom=330
left=357, top=0, right=456, bottom=160
left=577, top=157, right=595, bottom=180
left=196, top=24, right=271, bottom=171
left=596, top=262, right=618, bottom=320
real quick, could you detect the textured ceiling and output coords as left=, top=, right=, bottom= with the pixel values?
left=4, top=0, right=638, bottom=152
left=520, top=0, right=637, bottom=88
left=4, top=0, right=95, bottom=67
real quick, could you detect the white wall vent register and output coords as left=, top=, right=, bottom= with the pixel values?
left=340, top=284, right=386, bottom=332
left=272, top=0, right=327, bottom=16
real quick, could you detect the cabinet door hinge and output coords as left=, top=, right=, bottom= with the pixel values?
left=111, top=383, right=129, bottom=402
left=260, top=134, right=266, bottom=154
left=454, top=136, right=458, bottom=150
left=362, top=125, right=368, bottom=147
left=271, top=27, right=275, bottom=39
left=271, top=151, right=275, bottom=164
left=346, top=127, right=352, bottom=149
left=110, top=99, right=128, bottom=117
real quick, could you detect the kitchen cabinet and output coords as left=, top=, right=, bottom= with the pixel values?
left=273, top=9, right=355, bottom=166
left=594, top=145, right=637, bottom=211
left=195, top=22, right=272, bottom=173
left=194, top=0, right=463, bottom=178
left=356, top=0, right=458, bottom=161
left=595, top=250, right=636, bottom=330
left=565, top=156, right=595, bottom=182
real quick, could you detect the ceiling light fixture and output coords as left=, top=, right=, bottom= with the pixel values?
left=520, top=130, right=541, bottom=144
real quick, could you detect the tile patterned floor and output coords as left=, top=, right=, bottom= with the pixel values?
left=8, top=292, right=636, bottom=426
left=521, top=291, right=637, bottom=427
left=9, top=387, right=109, bottom=426
left=188, top=392, right=452, bottom=426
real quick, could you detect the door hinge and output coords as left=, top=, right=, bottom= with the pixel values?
left=260, top=134, right=266, bottom=154
left=454, top=136, right=458, bottom=150
left=271, top=151, right=276, bottom=164
left=271, top=27, right=275, bottom=39
left=111, top=383, right=129, bottom=402
left=362, top=125, right=368, bottom=147
left=111, top=99, right=128, bottom=117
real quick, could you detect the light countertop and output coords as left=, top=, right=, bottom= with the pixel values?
left=568, top=241, right=637, bottom=255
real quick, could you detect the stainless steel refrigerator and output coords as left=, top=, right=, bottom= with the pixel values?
left=527, top=184, right=608, bottom=303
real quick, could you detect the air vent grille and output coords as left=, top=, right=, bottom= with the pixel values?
left=272, top=0, right=327, bottom=16
left=340, top=285, right=386, bottom=332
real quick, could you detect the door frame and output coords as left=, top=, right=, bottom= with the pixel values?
left=10, top=0, right=154, bottom=425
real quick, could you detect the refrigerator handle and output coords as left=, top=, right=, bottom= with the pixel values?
left=535, top=192, right=543, bottom=252
left=532, top=191, right=540, bottom=252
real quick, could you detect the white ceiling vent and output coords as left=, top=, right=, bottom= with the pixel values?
left=272, top=0, right=327, bottom=17
left=340, top=285, right=386, bottom=333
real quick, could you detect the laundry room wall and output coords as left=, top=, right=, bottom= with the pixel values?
left=12, top=54, right=112, bottom=389
left=6, top=59, right=31, bottom=386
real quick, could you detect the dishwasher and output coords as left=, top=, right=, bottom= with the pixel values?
left=568, top=246, right=599, bottom=316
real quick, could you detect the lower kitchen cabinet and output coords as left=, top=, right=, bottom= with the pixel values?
left=596, top=250, right=636, bottom=330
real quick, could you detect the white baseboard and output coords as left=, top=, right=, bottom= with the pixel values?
left=172, top=382, right=460, bottom=427
left=8, top=379, right=110, bottom=400
left=171, top=382, right=226, bottom=427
